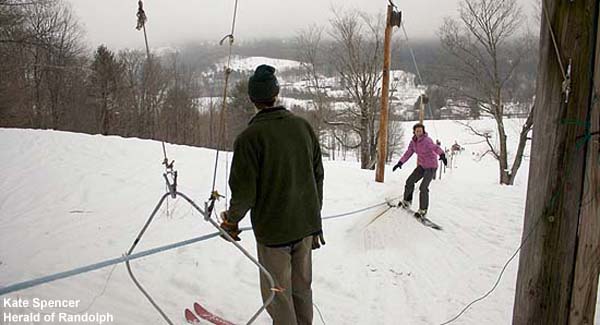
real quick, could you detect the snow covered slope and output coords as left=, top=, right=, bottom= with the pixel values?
left=0, top=121, right=596, bottom=324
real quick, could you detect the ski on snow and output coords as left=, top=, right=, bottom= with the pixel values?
left=184, top=302, right=235, bottom=325
left=411, top=212, right=443, bottom=230
left=385, top=200, right=443, bottom=230
left=185, top=309, right=201, bottom=324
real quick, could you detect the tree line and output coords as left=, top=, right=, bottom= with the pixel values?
left=0, top=0, right=232, bottom=150
left=1, top=0, right=539, bottom=184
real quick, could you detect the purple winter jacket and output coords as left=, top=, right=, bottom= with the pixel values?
left=398, top=132, right=444, bottom=169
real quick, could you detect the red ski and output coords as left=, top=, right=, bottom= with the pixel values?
left=185, top=308, right=201, bottom=324
left=193, top=302, right=235, bottom=325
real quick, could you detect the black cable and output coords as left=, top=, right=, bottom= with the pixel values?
left=439, top=213, right=545, bottom=325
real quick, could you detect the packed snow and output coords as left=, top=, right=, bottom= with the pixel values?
left=0, top=120, right=598, bottom=324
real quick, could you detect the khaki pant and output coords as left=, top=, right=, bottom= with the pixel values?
left=257, top=236, right=313, bottom=325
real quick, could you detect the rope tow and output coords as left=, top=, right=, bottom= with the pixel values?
left=0, top=197, right=396, bottom=297
left=400, top=21, right=440, bottom=139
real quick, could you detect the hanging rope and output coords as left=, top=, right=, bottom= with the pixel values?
left=208, top=0, right=240, bottom=216
left=132, top=2, right=177, bottom=324
left=541, top=0, right=566, bottom=80
left=131, top=5, right=277, bottom=322
left=134, top=0, right=174, bottom=173
left=541, top=0, right=572, bottom=103
left=400, top=22, right=440, bottom=138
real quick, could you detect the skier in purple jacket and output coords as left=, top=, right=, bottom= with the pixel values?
left=393, top=123, right=447, bottom=218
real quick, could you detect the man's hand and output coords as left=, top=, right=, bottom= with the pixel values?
left=439, top=153, right=448, bottom=167
left=312, top=232, right=325, bottom=250
left=392, top=161, right=403, bottom=172
left=219, top=211, right=241, bottom=241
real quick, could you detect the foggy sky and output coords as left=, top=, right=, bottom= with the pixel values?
left=66, top=0, right=536, bottom=50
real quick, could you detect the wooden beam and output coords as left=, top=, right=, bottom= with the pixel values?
left=568, top=4, right=600, bottom=321
left=513, top=0, right=600, bottom=324
left=375, top=4, right=395, bottom=183
left=419, top=95, right=425, bottom=124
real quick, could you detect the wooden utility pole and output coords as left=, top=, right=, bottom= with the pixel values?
left=375, top=4, right=401, bottom=183
left=418, top=94, right=428, bottom=124
left=568, top=4, right=600, bottom=322
left=513, top=0, right=600, bottom=324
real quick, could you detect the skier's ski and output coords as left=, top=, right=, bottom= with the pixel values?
left=394, top=202, right=443, bottom=230
left=185, top=308, right=201, bottom=324
left=413, top=212, right=443, bottom=230
left=193, top=302, right=235, bottom=325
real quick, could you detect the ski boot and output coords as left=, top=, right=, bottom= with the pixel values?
left=398, top=200, right=411, bottom=209
left=414, top=209, right=427, bottom=220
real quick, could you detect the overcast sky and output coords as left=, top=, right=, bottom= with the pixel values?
left=66, top=0, right=536, bottom=50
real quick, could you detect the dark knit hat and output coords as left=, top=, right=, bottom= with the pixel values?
left=413, top=123, right=425, bottom=132
left=248, top=64, right=280, bottom=103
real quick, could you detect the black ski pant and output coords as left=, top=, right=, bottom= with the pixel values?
left=403, top=165, right=437, bottom=210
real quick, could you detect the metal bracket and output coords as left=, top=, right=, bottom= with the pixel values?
left=219, top=34, right=234, bottom=46
left=163, top=170, right=177, bottom=199
left=562, top=59, right=572, bottom=104
left=204, top=191, right=224, bottom=221
left=161, top=158, right=177, bottom=199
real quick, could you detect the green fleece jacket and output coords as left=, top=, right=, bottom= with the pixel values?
left=227, top=106, right=324, bottom=245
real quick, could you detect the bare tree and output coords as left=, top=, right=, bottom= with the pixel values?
left=159, top=53, right=199, bottom=145
left=386, top=120, right=404, bottom=163
left=439, top=0, right=534, bottom=185
left=22, top=0, right=84, bottom=128
left=0, top=0, right=86, bottom=129
left=0, top=1, right=27, bottom=125
left=295, top=24, right=332, bottom=141
left=385, top=77, right=405, bottom=162
left=226, top=78, right=255, bottom=149
left=118, top=49, right=169, bottom=139
left=328, top=9, right=384, bottom=169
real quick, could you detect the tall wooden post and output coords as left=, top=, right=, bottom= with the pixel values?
left=513, top=0, right=600, bottom=324
left=375, top=5, right=401, bottom=183
left=418, top=94, right=428, bottom=124
left=568, top=3, right=600, bottom=322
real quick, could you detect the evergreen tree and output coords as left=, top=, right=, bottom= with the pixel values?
left=89, top=45, right=122, bottom=135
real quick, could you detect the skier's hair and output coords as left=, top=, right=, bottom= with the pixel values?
left=412, top=123, right=425, bottom=132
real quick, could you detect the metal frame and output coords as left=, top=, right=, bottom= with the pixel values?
left=125, top=172, right=275, bottom=325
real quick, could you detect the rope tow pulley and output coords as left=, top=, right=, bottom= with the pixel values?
left=135, top=1, right=147, bottom=31
left=390, top=8, right=402, bottom=28
left=387, top=0, right=401, bottom=28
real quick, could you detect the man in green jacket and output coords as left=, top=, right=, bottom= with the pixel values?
left=220, top=64, right=325, bottom=325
